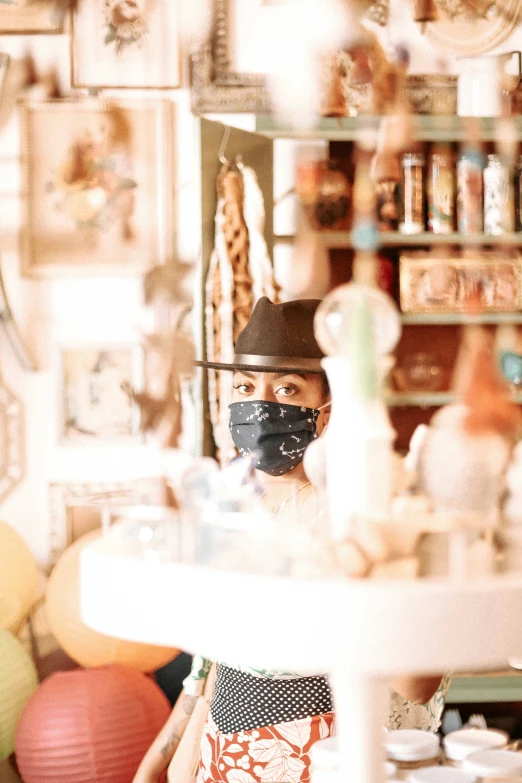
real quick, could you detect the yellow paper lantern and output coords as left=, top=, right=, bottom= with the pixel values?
left=0, top=628, right=38, bottom=761
left=0, top=522, right=39, bottom=633
left=0, top=595, right=23, bottom=635
left=46, top=531, right=178, bottom=672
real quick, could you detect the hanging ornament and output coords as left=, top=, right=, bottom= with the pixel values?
left=320, top=53, right=348, bottom=117
left=364, top=0, right=390, bottom=25
left=412, top=0, right=439, bottom=31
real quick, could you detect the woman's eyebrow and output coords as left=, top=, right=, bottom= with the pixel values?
left=273, top=373, right=305, bottom=380
left=234, top=371, right=256, bottom=379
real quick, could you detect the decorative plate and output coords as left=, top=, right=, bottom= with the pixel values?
left=426, top=0, right=522, bottom=56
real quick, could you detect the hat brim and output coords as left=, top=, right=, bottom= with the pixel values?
left=195, top=359, right=325, bottom=374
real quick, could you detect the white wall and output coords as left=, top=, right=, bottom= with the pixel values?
left=0, top=32, right=201, bottom=566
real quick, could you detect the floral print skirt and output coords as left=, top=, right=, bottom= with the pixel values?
left=197, top=711, right=336, bottom=783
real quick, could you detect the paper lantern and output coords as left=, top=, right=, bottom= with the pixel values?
left=0, top=521, right=39, bottom=633
left=0, top=628, right=38, bottom=761
left=15, top=665, right=171, bottom=783
left=0, top=595, right=23, bottom=635
left=46, top=531, right=178, bottom=671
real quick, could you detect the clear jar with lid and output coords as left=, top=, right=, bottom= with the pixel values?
left=428, top=145, right=455, bottom=234
left=386, top=729, right=441, bottom=780
left=400, top=153, right=425, bottom=234
left=443, top=729, right=509, bottom=767
left=457, top=150, right=484, bottom=234
left=462, top=749, right=522, bottom=783
left=483, top=154, right=514, bottom=235
left=409, top=765, right=477, bottom=783
left=310, top=737, right=398, bottom=783
left=515, top=155, right=522, bottom=232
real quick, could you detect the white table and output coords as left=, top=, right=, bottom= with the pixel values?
left=81, top=539, right=522, bottom=783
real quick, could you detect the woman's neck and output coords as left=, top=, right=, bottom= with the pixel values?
left=259, top=462, right=309, bottom=488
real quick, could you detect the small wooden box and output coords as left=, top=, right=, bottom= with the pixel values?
left=399, top=250, right=522, bottom=313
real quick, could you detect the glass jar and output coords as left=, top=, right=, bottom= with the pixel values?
left=400, top=153, right=425, bottom=234
left=515, top=155, right=522, bottom=232
left=443, top=729, right=509, bottom=767
left=428, top=146, right=455, bottom=234
left=484, top=154, right=514, bottom=235
left=386, top=729, right=441, bottom=780
left=462, top=749, right=522, bottom=783
left=310, top=737, right=398, bottom=783
left=457, top=151, right=484, bottom=234
left=409, top=766, right=478, bottom=783
left=377, top=181, right=400, bottom=232
left=311, top=160, right=351, bottom=231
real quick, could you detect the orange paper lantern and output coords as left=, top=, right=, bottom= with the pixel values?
left=15, top=665, right=171, bottom=783
left=46, top=532, right=178, bottom=671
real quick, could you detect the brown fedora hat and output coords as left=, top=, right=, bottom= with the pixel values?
left=196, top=297, right=325, bottom=374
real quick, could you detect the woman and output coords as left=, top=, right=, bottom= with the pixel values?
left=134, top=298, right=449, bottom=783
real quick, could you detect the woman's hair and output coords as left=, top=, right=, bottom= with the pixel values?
left=320, top=372, right=330, bottom=400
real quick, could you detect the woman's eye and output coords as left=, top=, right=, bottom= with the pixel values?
left=233, top=383, right=253, bottom=394
left=276, top=385, right=297, bottom=397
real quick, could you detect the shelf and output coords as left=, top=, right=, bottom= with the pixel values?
left=401, top=313, right=522, bottom=325
left=447, top=671, right=522, bottom=704
left=386, top=391, right=522, bottom=407
left=274, top=232, right=522, bottom=248
left=256, top=115, right=522, bottom=142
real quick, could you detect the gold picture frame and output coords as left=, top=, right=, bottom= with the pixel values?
left=0, top=374, right=24, bottom=502
left=20, top=98, right=174, bottom=276
left=71, top=0, right=182, bottom=89
left=0, top=0, right=65, bottom=33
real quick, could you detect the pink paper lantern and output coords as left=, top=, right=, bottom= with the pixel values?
left=15, top=665, right=170, bottom=783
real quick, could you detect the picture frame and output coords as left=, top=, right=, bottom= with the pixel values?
left=190, top=0, right=384, bottom=114
left=48, top=478, right=164, bottom=565
left=71, top=0, right=181, bottom=89
left=0, top=374, right=24, bottom=503
left=190, top=0, right=273, bottom=114
left=399, top=250, right=522, bottom=314
left=0, top=0, right=65, bottom=34
left=20, top=98, right=173, bottom=276
left=59, top=344, right=143, bottom=443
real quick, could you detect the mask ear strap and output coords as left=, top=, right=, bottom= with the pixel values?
left=317, top=401, right=331, bottom=411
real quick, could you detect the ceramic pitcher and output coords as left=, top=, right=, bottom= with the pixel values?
left=457, top=51, right=522, bottom=117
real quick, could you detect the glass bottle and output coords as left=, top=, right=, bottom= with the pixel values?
left=457, top=151, right=484, bottom=234
left=484, top=154, right=514, bottom=235
left=400, top=153, right=425, bottom=234
left=515, top=155, right=522, bottom=231
left=428, top=145, right=455, bottom=234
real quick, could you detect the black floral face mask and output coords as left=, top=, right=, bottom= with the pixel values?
left=228, top=400, right=321, bottom=477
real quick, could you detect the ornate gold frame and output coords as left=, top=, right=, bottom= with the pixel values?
left=0, top=375, right=24, bottom=503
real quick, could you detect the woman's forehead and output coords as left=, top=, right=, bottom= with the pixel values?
left=233, top=370, right=305, bottom=382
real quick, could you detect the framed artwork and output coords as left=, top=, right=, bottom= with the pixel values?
left=59, top=345, right=143, bottom=443
left=0, top=374, right=24, bottom=502
left=0, top=0, right=65, bottom=33
left=400, top=251, right=522, bottom=314
left=20, top=99, right=173, bottom=276
left=71, top=0, right=181, bottom=89
left=190, top=0, right=384, bottom=113
left=48, top=478, right=164, bottom=565
left=426, top=0, right=522, bottom=56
